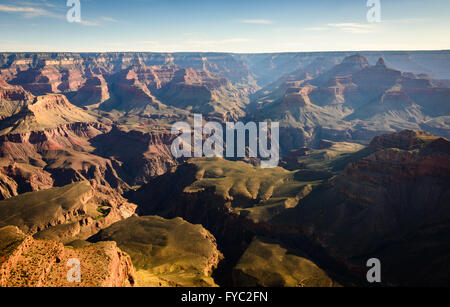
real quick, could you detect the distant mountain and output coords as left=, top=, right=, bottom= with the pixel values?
left=251, top=54, right=450, bottom=152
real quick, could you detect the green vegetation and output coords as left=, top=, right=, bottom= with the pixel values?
left=184, top=157, right=320, bottom=222
left=95, top=204, right=111, bottom=220
left=296, top=141, right=366, bottom=171
left=90, top=215, right=222, bottom=287
left=0, top=181, right=93, bottom=232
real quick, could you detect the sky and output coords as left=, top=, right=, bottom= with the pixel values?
left=0, top=0, right=449, bottom=53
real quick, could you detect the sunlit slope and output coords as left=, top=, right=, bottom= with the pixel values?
left=0, top=181, right=135, bottom=243
left=89, top=215, right=223, bottom=287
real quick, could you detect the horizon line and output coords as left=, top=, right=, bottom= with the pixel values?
left=1, top=49, right=449, bottom=54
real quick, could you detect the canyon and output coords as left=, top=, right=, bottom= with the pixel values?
left=0, top=51, right=449, bottom=287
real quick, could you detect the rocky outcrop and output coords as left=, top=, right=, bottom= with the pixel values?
left=8, top=65, right=86, bottom=96
left=129, top=131, right=450, bottom=286
left=70, top=74, right=110, bottom=107
left=0, top=80, right=32, bottom=120
left=0, top=93, right=97, bottom=135
left=317, top=54, right=370, bottom=82
left=0, top=226, right=136, bottom=287
left=0, top=162, right=54, bottom=199
left=89, top=215, right=223, bottom=287
left=91, top=127, right=178, bottom=184
left=129, top=158, right=346, bottom=286
left=0, top=121, right=131, bottom=195
left=251, top=54, right=450, bottom=151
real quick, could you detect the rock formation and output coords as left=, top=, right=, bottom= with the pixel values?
left=89, top=215, right=223, bottom=287
left=273, top=130, right=450, bottom=286
left=0, top=226, right=136, bottom=287
left=0, top=181, right=136, bottom=243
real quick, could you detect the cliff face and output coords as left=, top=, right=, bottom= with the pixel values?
left=0, top=89, right=183, bottom=194
left=2, top=52, right=449, bottom=170
left=129, top=157, right=351, bottom=286
left=1, top=53, right=255, bottom=122
left=0, top=79, right=33, bottom=120
left=0, top=121, right=132, bottom=198
left=70, top=74, right=110, bottom=107
left=274, top=130, right=450, bottom=286
left=252, top=54, right=450, bottom=152
left=91, top=127, right=178, bottom=184
left=0, top=226, right=136, bottom=287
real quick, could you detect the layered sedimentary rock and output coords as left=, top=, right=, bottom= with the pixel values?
left=0, top=93, right=97, bottom=135
left=0, top=121, right=132, bottom=198
left=0, top=226, right=136, bottom=287
left=2, top=52, right=449, bottom=154
left=0, top=51, right=449, bottom=287
left=130, top=131, right=450, bottom=286
left=69, top=74, right=110, bottom=107
left=252, top=54, right=450, bottom=152
left=91, top=127, right=178, bottom=184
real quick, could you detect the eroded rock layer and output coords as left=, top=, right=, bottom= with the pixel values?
left=0, top=226, right=136, bottom=287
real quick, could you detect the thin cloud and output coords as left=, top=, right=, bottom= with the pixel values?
left=101, top=17, right=118, bottom=23
left=305, top=27, right=329, bottom=31
left=240, top=19, right=273, bottom=24
left=139, top=41, right=160, bottom=45
left=328, top=23, right=378, bottom=33
left=305, top=23, right=379, bottom=34
left=0, top=4, right=49, bottom=16
left=78, top=19, right=100, bottom=27
left=0, top=3, right=63, bottom=19
left=186, top=38, right=251, bottom=46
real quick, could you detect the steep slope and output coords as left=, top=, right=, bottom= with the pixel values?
left=129, top=157, right=351, bottom=286
left=0, top=86, right=181, bottom=193
left=0, top=181, right=136, bottom=243
left=0, top=94, right=97, bottom=135
left=233, top=237, right=339, bottom=287
left=273, top=130, right=450, bottom=286
left=132, top=157, right=319, bottom=224
left=251, top=55, right=450, bottom=151
left=0, top=79, right=33, bottom=120
left=89, top=215, right=223, bottom=287
left=311, top=54, right=370, bottom=86
left=0, top=121, right=131, bottom=198
left=129, top=130, right=450, bottom=286
left=69, top=74, right=110, bottom=108
left=99, top=65, right=249, bottom=122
